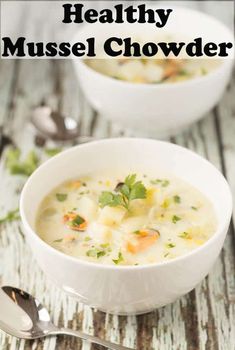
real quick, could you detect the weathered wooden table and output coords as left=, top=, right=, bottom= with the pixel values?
left=0, top=59, right=234, bottom=350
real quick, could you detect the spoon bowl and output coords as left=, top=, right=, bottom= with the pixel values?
left=0, top=286, right=132, bottom=350
left=31, top=106, right=80, bottom=141
left=0, top=286, right=57, bottom=339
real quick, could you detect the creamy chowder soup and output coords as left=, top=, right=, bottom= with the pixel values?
left=36, top=173, right=217, bottom=266
left=85, top=58, right=220, bottom=84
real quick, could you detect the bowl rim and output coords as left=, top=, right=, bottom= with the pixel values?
left=72, top=4, right=234, bottom=90
left=20, top=138, right=233, bottom=271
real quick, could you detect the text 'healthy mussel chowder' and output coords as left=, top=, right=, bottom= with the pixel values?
left=36, top=174, right=217, bottom=265
left=36, top=173, right=217, bottom=266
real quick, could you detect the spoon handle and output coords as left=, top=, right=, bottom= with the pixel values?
left=52, top=327, right=133, bottom=350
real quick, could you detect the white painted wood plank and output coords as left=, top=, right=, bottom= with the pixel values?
left=173, top=109, right=235, bottom=350
left=0, top=59, right=234, bottom=350
left=0, top=61, right=16, bottom=127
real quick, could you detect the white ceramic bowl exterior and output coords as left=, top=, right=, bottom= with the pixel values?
left=20, top=139, right=232, bottom=315
left=72, top=7, right=234, bottom=137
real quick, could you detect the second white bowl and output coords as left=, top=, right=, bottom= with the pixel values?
left=73, top=7, right=234, bottom=137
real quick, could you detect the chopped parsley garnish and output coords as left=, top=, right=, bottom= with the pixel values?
left=201, top=67, right=207, bottom=75
left=45, top=148, right=62, bottom=157
left=113, top=76, right=122, bottom=80
left=97, top=251, right=106, bottom=258
left=134, top=228, right=159, bottom=237
left=161, top=198, right=170, bottom=209
left=70, top=215, right=85, bottom=227
left=100, top=243, right=110, bottom=248
left=162, top=180, right=170, bottom=187
left=79, top=190, right=90, bottom=195
left=5, top=148, right=39, bottom=176
left=86, top=249, right=97, bottom=258
left=99, top=174, right=146, bottom=210
left=64, top=212, right=87, bottom=231
left=53, top=238, right=63, bottom=243
left=178, top=232, right=190, bottom=239
left=191, top=206, right=198, bottom=211
left=84, top=236, right=91, bottom=241
left=172, top=215, right=181, bottom=224
left=86, top=248, right=106, bottom=258
left=178, top=69, right=190, bottom=76
left=150, top=179, right=170, bottom=187
left=86, top=242, right=111, bottom=258
left=0, top=208, right=20, bottom=224
left=112, top=252, right=124, bottom=265
left=166, top=242, right=175, bottom=248
left=173, top=195, right=181, bottom=204
left=56, top=193, right=67, bottom=202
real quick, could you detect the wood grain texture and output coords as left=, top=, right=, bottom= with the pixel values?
left=0, top=58, right=234, bottom=350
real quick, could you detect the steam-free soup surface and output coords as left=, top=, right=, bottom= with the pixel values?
left=85, top=58, right=220, bottom=84
left=36, top=173, right=217, bottom=266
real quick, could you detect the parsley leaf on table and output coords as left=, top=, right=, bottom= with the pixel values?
left=0, top=209, right=20, bottom=225
left=5, top=148, right=39, bottom=176
left=45, top=148, right=62, bottom=157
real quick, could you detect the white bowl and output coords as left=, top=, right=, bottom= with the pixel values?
left=72, top=7, right=234, bottom=137
left=20, top=138, right=232, bottom=315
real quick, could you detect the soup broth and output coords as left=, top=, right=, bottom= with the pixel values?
left=36, top=172, right=217, bottom=266
left=85, top=58, right=220, bottom=84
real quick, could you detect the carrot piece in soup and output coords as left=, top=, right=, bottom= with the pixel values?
left=63, top=212, right=77, bottom=222
left=67, top=180, right=81, bottom=189
left=164, top=59, right=182, bottom=78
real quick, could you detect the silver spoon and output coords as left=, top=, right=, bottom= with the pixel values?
left=0, top=286, right=133, bottom=350
left=31, top=106, right=94, bottom=143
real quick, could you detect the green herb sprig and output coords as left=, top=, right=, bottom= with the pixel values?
left=173, top=195, right=181, bottom=204
left=0, top=209, right=20, bottom=225
left=5, top=148, right=39, bottom=176
left=99, top=174, right=147, bottom=210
